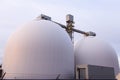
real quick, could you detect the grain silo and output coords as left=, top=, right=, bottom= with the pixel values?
left=2, top=19, right=74, bottom=79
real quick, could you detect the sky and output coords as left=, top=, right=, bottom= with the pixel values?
left=0, top=0, right=120, bottom=66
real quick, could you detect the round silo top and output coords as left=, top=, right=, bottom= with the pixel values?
left=74, top=36, right=119, bottom=75
left=2, top=20, right=74, bottom=79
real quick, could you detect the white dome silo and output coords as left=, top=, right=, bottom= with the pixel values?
left=74, top=36, right=119, bottom=75
left=2, top=20, right=74, bottom=79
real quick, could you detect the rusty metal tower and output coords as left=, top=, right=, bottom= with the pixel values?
left=37, top=14, right=96, bottom=43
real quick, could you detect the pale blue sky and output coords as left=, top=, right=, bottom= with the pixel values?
left=0, top=0, right=120, bottom=66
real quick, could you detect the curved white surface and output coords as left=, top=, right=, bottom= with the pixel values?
left=116, top=73, right=120, bottom=80
left=74, top=36, right=119, bottom=75
left=2, top=20, right=74, bottom=79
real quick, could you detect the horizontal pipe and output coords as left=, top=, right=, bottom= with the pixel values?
left=52, top=21, right=96, bottom=36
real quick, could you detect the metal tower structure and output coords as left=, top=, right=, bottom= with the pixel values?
left=36, top=14, right=96, bottom=43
